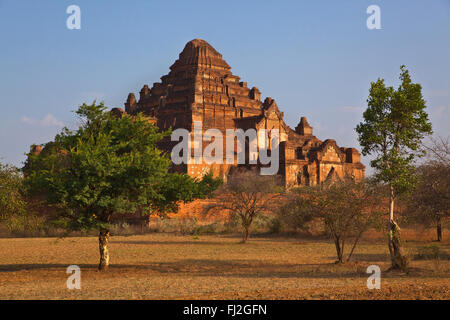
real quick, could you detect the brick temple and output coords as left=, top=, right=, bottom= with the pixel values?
left=120, top=39, right=365, bottom=187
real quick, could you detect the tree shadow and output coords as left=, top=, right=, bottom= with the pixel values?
left=110, top=236, right=329, bottom=246
left=0, top=263, right=96, bottom=272
left=110, top=240, right=240, bottom=246
left=1, top=259, right=435, bottom=279
left=345, top=253, right=390, bottom=262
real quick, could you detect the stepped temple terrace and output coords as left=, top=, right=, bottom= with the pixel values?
left=115, top=39, right=365, bottom=187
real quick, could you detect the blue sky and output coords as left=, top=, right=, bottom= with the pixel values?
left=0, top=0, right=449, bottom=172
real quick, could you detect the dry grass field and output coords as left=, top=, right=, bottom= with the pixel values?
left=0, top=233, right=449, bottom=300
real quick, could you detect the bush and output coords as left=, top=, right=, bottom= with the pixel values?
left=1, top=213, right=61, bottom=237
left=150, top=217, right=221, bottom=235
left=192, top=222, right=222, bottom=235
left=148, top=214, right=277, bottom=237
left=0, top=163, right=27, bottom=224
left=267, top=216, right=282, bottom=234
left=414, top=244, right=449, bottom=260
left=109, top=222, right=151, bottom=236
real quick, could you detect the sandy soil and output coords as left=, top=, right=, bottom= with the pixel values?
left=0, top=233, right=448, bottom=299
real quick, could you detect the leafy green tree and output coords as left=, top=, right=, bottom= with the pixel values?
left=25, top=102, right=221, bottom=270
left=356, top=66, right=432, bottom=270
left=0, top=162, right=26, bottom=224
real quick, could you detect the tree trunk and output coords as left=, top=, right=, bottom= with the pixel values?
left=334, top=238, right=343, bottom=263
left=437, top=218, right=442, bottom=242
left=387, top=186, right=394, bottom=258
left=98, top=229, right=110, bottom=271
left=387, top=186, right=408, bottom=270
left=242, top=227, right=250, bottom=243
left=389, top=220, right=408, bottom=270
left=347, top=233, right=363, bottom=262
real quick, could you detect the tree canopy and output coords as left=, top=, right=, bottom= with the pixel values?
left=356, top=65, right=432, bottom=195
left=24, top=102, right=221, bottom=269
left=356, top=65, right=432, bottom=270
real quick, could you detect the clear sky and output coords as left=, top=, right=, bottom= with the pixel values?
left=0, top=0, right=449, bottom=172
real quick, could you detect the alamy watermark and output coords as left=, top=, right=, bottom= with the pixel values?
left=366, top=265, right=381, bottom=290
left=367, top=5, right=381, bottom=30
left=66, top=265, right=81, bottom=290
left=66, top=5, right=81, bottom=30
left=171, top=121, right=280, bottom=175
left=65, top=5, right=380, bottom=31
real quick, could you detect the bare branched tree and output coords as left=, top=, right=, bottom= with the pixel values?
left=407, top=135, right=450, bottom=241
left=423, top=135, right=450, bottom=164
left=206, top=169, right=282, bottom=243
left=280, top=179, right=384, bottom=263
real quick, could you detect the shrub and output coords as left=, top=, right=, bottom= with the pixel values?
left=414, top=244, right=448, bottom=260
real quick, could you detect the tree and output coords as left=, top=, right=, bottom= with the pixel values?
left=280, top=179, right=383, bottom=263
left=406, top=136, right=450, bottom=241
left=0, top=162, right=26, bottom=224
left=423, top=135, right=450, bottom=164
left=206, top=169, right=281, bottom=243
left=356, top=66, right=432, bottom=270
left=25, top=102, right=220, bottom=270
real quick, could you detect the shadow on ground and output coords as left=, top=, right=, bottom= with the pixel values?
left=1, top=258, right=442, bottom=279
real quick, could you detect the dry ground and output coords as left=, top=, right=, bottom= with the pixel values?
left=0, top=233, right=448, bottom=300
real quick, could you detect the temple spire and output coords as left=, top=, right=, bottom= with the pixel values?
left=295, top=117, right=313, bottom=135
